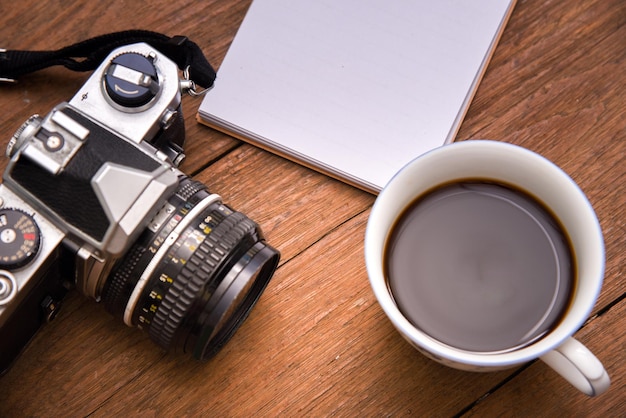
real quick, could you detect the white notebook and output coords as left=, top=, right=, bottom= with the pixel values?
left=198, top=0, right=517, bottom=193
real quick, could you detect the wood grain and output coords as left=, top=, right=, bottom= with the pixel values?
left=464, top=298, right=626, bottom=417
left=0, top=0, right=624, bottom=416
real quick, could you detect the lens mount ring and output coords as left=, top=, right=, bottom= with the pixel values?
left=102, top=243, right=146, bottom=315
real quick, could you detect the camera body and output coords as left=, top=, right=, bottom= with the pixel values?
left=0, top=43, right=279, bottom=375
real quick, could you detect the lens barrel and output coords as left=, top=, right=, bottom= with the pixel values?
left=102, top=178, right=279, bottom=359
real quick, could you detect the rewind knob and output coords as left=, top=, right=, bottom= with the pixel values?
left=104, top=52, right=160, bottom=108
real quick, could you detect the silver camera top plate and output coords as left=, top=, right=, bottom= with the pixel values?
left=68, top=42, right=182, bottom=146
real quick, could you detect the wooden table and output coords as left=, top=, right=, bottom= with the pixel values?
left=0, top=1, right=623, bottom=416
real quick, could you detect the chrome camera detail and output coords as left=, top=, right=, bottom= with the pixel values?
left=0, top=43, right=280, bottom=375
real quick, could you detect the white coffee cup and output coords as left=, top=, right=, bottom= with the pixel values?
left=365, top=140, right=610, bottom=396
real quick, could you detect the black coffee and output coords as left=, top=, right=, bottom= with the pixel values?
left=385, top=181, right=574, bottom=352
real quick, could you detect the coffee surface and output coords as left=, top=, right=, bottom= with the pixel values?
left=385, top=182, right=574, bottom=352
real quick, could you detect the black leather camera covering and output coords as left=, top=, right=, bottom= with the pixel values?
left=9, top=108, right=161, bottom=242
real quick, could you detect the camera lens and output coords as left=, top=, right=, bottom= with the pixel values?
left=102, top=178, right=279, bottom=360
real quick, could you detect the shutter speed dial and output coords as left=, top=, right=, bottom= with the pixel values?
left=104, top=52, right=160, bottom=108
left=0, top=208, right=41, bottom=269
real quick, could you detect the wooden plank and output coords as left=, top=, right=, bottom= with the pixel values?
left=0, top=0, right=623, bottom=415
left=0, top=293, right=165, bottom=416
left=464, top=297, right=626, bottom=416
left=194, top=144, right=375, bottom=261
left=457, top=0, right=625, bottom=144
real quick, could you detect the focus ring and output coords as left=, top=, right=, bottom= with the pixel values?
left=148, top=210, right=257, bottom=350
left=176, top=179, right=207, bottom=201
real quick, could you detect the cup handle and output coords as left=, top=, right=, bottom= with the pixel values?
left=540, top=337, right=610, bottom=396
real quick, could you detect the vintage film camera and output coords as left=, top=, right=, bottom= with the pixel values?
left=0, top=43, right=280, bottom=374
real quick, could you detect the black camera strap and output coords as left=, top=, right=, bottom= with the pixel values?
left=0, top=30, right=216, bottom=88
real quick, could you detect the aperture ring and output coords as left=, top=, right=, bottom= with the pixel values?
left=122, top=194, right=221, bottom=326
